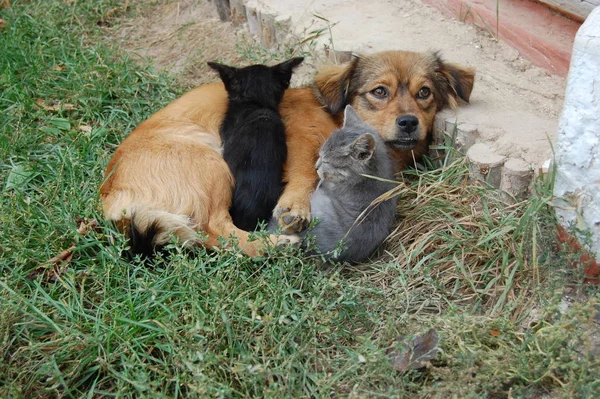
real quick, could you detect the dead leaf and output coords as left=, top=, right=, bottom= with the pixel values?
left=386, top=329, right=440, bottom=372
left=28, top=218, right=99, bottom=282
left=35, top=98, right=77, bottom=111
left=77, top=125, right=92, bottom=133
left=76, top=218, right=98, bottom=235
left=0, top=19, right=5, bottom=29
left=52, top=64, right=67, bottom=71
left=35, top=99, right=59, bottom=111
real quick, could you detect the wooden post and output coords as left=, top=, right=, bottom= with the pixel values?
left=466, top=143, right=507, bottom=188
left=230, top=0, right=247, bottom=26
left=500, top=158, right=533, bottom=202
left=212, top=0, right=231, bottom=22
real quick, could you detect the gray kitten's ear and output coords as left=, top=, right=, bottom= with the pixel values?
left=342, top=105, right=363, bottom=128
left=351, top=133, right=376, bottom=161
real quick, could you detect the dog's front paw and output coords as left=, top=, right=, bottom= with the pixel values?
left=273, top=200, right=311, bottom=234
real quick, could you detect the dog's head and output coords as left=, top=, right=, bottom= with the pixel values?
left=314, top=51, right=475, bottom=165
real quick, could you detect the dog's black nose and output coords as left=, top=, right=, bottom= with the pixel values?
left=396, top=115, right=419, bottom=134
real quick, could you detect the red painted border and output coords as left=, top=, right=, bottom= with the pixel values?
left=421, top=0, right=581, bottom=76
left=556, top=225, right=600, bottom=284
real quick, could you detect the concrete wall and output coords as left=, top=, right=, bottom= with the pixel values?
left=554, top=6, right=600, bottom=260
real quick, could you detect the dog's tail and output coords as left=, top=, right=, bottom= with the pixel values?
left=128, top=209, right=198, bottom=258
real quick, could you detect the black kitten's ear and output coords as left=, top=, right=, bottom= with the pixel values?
left=276, top=57, right=304, bottom=72
left=342, top=105, right=363, bottom=128
left=272, top=57, right=304, bottom=87
left=207, top=61, right=237, bottom=86
left=350, top=133, right=376, bottom=161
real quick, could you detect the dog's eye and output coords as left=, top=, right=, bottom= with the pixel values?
left=371, top=87, right=388, bottom=98
left=417, top=87, right=431, bottom=99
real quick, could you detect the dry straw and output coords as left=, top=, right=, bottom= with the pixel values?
left=357, top=152, right=554, bottom=321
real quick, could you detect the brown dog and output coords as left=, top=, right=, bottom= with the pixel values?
left=100, top=50, right=474, bottom=257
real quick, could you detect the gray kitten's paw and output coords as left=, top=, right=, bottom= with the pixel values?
left=275, top=234, right=302, bottom=247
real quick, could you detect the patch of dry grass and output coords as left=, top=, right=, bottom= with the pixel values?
left=340, top=149, right=562, bottom=325
left=109, top=0, right=244, bottom=88
left=385, top=156, right=545, bottom=318
left=108, top=0, right=324, bottom=89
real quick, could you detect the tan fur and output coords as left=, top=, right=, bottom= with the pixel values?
left=101, top=83, right=329, bottom=255
left=100, top=51, right=474, bottom=256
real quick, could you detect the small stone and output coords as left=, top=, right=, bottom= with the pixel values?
left=539, top=158, right=552, bottom=175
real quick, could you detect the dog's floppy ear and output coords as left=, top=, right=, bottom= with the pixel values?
left=433, top=54, right=475, bottom=110
left=313, top=57, right=358, bottom=114
left=207, top=61, right=237, bottom=86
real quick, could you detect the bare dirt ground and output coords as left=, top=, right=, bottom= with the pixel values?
left=110, top=0, right=243, bottom=88
left=109, top=0, right=566, bottom=168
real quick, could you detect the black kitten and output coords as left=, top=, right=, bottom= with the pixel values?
left=208, top=57, right=304, bottom=231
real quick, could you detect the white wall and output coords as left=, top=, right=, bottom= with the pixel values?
left=554, top=6, right=600, bottom=259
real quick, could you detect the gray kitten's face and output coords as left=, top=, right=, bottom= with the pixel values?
left=315, top=130, right=376, bottom=185
left=316, top=105, right=380, bottom=186
left=315, top=144, right=353, bottom=183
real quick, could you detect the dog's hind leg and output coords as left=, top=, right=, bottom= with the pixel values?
left=202, top=170, right=300, bottom=257
left=203, top=209, right=299, bottom=257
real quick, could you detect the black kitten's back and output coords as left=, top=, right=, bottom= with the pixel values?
left=222, top=105, right=287, bottom=231
left=208, top=58, right=303, bottom=231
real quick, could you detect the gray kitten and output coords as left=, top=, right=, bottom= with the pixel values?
left=271, top=105, right=398, bottom=263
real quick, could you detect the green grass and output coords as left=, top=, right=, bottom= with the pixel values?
left=1, top=0, right=599, bottom=398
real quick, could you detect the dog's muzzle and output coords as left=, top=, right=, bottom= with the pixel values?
left=386, top=115, right=420, bottom=149
left=386, top=139, right=419, bottom=150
